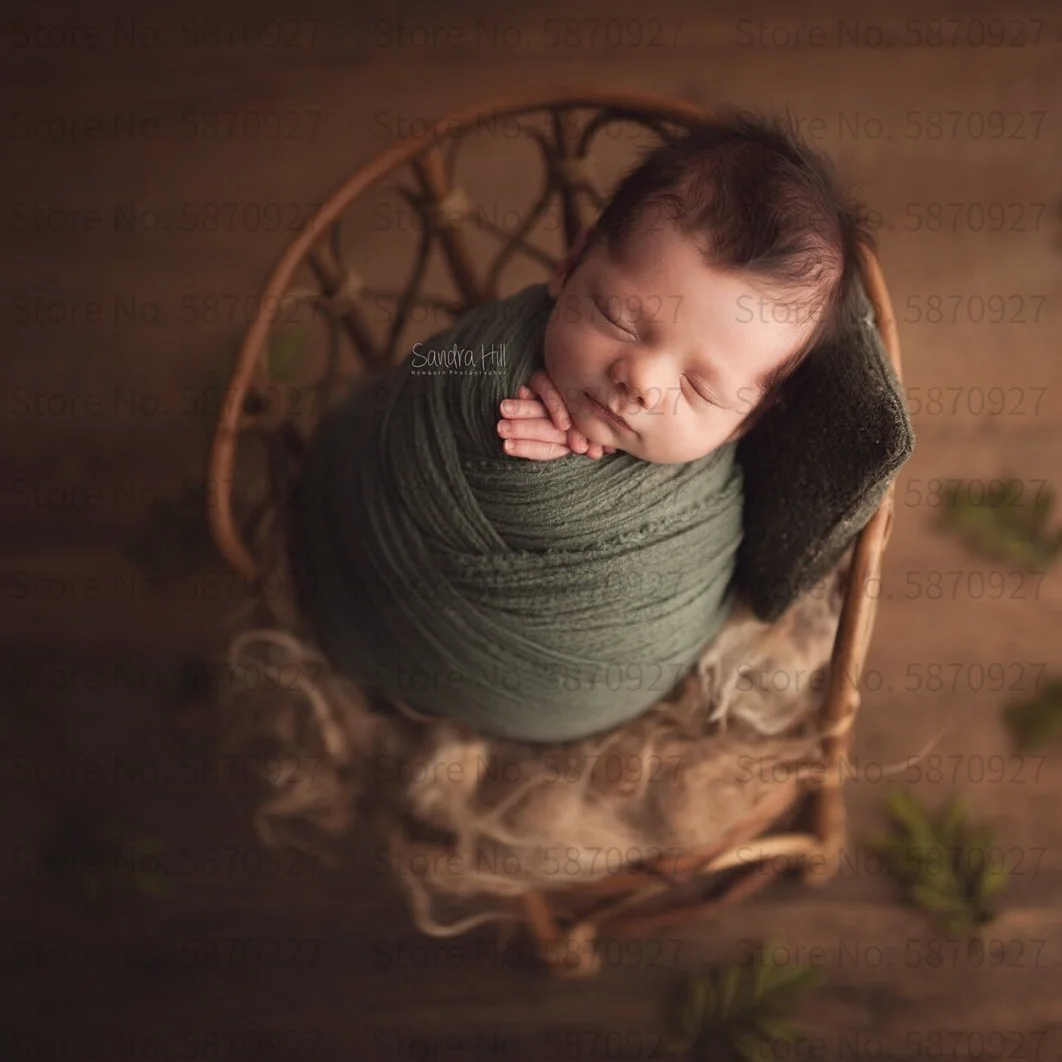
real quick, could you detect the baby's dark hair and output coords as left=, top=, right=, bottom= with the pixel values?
left=574, top=106, right=878, bottom=433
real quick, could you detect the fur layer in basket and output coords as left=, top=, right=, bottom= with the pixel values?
left=218, top=502, right=852, bottom=936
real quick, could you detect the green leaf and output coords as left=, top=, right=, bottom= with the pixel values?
left=910, top=884, right=965, bottom=913
left=681, top=980, right=708, bottom=1037
left=1003, top=681, right=1062, bottom=752
left=719, top=965, right=741, bottom=1015
left=936, top=477, right=1061, bottom=569
left=667, top=945, right=821, bottom=1061
left=964, top=824, right=997, bottom=856
left=759, top=963, right=823, bottom=1003
left=976, top=860, right=1010, bottom=901
left=861, top=831, right=899, bottom=854
left=865, top=790, right=1008, bottom=936
left=267, top=326, right=308, bottom=383
left=885, top=788, right=936, bottom=846
left=756, top=1018, right=800, bottom=1045
left=935, top=797, right=967, bottom=841
left=885, top=787, right=923, bottom=824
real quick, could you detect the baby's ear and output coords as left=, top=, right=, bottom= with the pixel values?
left=565, top=224, right=593, bottom=261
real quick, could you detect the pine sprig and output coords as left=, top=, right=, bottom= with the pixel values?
left=266, top=325, right=308, bottom=384
left=1003, top=679, right=1062, bottom=751
left=936, top=477, right=1062, bottom=569
left=863, top=789, right=1008, bottom=937
left=664, top=941, right=824, bottom=1061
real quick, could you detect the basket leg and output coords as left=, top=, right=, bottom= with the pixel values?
left=802, top=787, right=846, bottom=887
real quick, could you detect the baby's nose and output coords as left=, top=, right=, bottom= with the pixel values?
left=615, top=381, right=649, bottom=408
left=614, top=362, right=661, bottom=404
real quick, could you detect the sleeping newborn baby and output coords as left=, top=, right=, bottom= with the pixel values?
left=497, top=115, right=867, bottom=466
left=501, top=218, right=818, bottom=464
left=289, top=111, right=874, bottom=743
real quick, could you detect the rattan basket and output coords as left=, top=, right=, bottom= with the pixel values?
left=206, top=90, right=901, bottom=977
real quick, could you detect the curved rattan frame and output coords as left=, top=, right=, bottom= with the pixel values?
left=207, top=89, right=901, bottom=977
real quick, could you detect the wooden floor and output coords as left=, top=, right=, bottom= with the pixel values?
left=2, top=0, right=1061, bottom=1056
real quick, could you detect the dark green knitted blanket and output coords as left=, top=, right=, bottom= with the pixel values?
left=288, top=283, right=745, bottom=743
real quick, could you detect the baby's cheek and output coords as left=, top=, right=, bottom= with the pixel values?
left=544, top=321, right=575, bottom=362
left=576, top=339, right=610, bottom=384
left=545, top=336, right=577, bottom=386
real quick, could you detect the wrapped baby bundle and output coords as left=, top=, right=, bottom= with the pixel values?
left=288, top=283, right=745, bottom=743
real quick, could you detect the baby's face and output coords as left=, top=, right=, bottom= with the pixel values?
left=543, top=217, right=817, bottom=464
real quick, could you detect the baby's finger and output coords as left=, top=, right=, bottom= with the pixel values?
left=527, top=371, right=571, bottom=432
left=499, top=398, right=549, bottom=420
left=502, top=438, right=570, bottom=461
left=498, top=416, right=568, bottom=446
left=566, top=428, right=589, bottom=454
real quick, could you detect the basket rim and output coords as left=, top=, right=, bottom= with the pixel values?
left=205, top=90, right=905, bottom=946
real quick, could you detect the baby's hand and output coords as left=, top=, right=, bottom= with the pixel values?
left=497, top=372, right=617, bottom=461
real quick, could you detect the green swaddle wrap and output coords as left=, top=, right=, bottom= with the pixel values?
left=289, top=282, right=745, bottom=743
